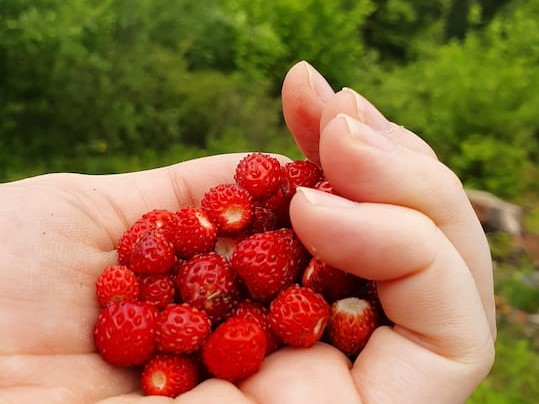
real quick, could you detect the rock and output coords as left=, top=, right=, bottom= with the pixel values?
left=466, top=189, right=523, bottom=235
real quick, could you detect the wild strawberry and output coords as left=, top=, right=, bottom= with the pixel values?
left=202, top=317, right=266, bottom=382
left=246, top=204, right=279, bottom=235
left=274, top=228, right=311, bottom=281
left=327, top=297, right=378, bottom=357
left=172, top=207, right=217, bottom=259
left=138, top=273, right=175, bottom=310
left=201, top=184, right=253, bottom=235
left=262, top=188, right=291, bottom=227
left=268, top=285, right=329, bottom=348
left=230, top=230, right=297, bottom=302
left=94, top=301, right=158, bottom=366
left=141, top=209, right=176, bottom=240
left=156, top=303, right=212, bottom=354
left=141, top=353, right=199, bottom=397
left=233, top=300, right=281, bottom=355
left=130, top=231, right=176, bottom=274
left=176, top=252, right=241, bottom=323
left=234, top=153, right=283, bottom=199
left=314, top=179, right=337, bottom=194
left=302, top=257, right=366, bottom=302
left=282, top=160, right=323, bottom=198
left=95, top=265, right=139, bottom=307
left=116, top=220, right=153, bottom=266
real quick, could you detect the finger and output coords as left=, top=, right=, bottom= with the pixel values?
left=281, top=61, right=335, bottom=165
left=240, top=344, right=360, bottom=404
left=319, top=87, right=437, bottom=157
left=290, top=188, right=495, bottom=403
left=319, top=114, right=495, bottom=337
left=176, top=378, right=254, bottom=404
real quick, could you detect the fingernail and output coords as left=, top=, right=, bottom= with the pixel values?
left=342, top=87, right=391, bottom=131
left=296, top=186, right=357, bottom=208
left=338, top=113, right=397, bottom=152
left=303, top=61, right=335, bottom=102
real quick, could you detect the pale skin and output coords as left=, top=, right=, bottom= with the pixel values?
left=0, top=62, right=495, bottom=404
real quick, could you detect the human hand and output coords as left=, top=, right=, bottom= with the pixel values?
left=0, top=61, right=495, bottom=404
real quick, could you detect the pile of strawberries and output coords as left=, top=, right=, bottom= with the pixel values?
left=93, top=153, right=387, bottom=398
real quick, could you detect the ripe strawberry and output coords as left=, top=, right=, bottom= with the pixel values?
left=327, top=297, right=378, bottom=357
left=246, top=204, right=279, bottom=235
left=201, top=183, right=253, bottom=235
left=230, top=230, right=297, bottom=302
left=138, top=273, right=175, bottom=310
left=141, top=353, right=199, bottom=397
left=202, top=317, right=266, bottom=382
left=268, top=284, right=329, bottom=348
left=233, top=300, right=281, bottom=355
left=282, top=160, right=323, bottom=198
left=302, top=257, right=366, bottom=302
left=130, top=231, right=176, bottom=274
left=262, top=188, right=291, bottom=227
left=234, top=153, right=283, bottom=199
left=156, top=303, right=212, bottom=354
left=314, top=179, right=337, bottom=194
left=94, top=301, right=158, bottom=366
left=172, top=207, right=217, bottom=259
left=141, top=209, right=176, bottom=240
left=95, top=265, right=139, bottom=307
left=117, top=220, right=153, bottom=266
left=176, top=252, right=241, bottom=323
left=274, top=228, right=311, bottom=282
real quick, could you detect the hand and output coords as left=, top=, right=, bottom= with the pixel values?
left=0, top=61, right=495, bottom=404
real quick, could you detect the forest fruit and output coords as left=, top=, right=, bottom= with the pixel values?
left=326, top=297, right=378, bottom=357
left=141, top=353, right=199, bottom=397
left=94, top=301, right=158, bottom=366
left=268, top=284, right=330, bottom=348
left=95, top=265, right=139, bottom=307
left=201, top=317, right=267, bottom=382
left=155, top=303, right=212, bottom=354
left=201, top=183, right=254, bottom=235
left=92, top=152, right=386, bottom=398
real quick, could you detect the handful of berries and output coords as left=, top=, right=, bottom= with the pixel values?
left=93, top=153, right=387, bottom=397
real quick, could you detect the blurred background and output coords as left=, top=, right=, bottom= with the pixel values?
left=1, top=0, right=538, bottom=401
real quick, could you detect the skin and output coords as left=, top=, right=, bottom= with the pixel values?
left=0, top=61, right=495, bottom=404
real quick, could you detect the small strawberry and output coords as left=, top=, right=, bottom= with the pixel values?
left=95, top=265, right=139, bottom=307
left=202, top=317, right=266, bottom=382
left=326, top=297, right=378, bottom=357
left=245, top=204, right=279, bottom=235
left=233, top=300, right=281, bottom=355
left=268, top=284, right=329, bottom=348
left=314, top=179, right=337, bottom=194
left=156, top=303, right=212, bottom=354
left=141, top=209, right=176, bottom=240
left=262, top=188, right=291, bottom=227
left=94, top=301, right=158, bottom=366
left=116, top=220, right=153, bottom=266
left=234, top=153, right=283, bottom=199
left=130, top=231, right=176, bottom=274
left=141, top=353, right=199, bottom=397
left=230, top=230, right=297, bottom=302
left=302, top=257, right=366, bottom=302
left=176, top=252, right=241, bottom=323
left=274, top=228, right=311, bottom=282
left=282, top=160, right=323, bottom=198
left=172, top=207, right=217, bottom=259
left=201, top=183, right=253, bottom=235
left=138, top=273, right=175, bottom=310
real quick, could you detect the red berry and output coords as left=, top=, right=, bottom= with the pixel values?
left=176, top=252, right=241, bottom=323
left=262, top=188, right=291, bottom=227
left=141, top=353, right=199, bottom=397
left=274, top=228, right=310, bottom=281
left=327, top=297, right=378, bottom=357
left=268, top=285, right=329, bottom=348
left=130, top=231, right=176, bottom=274
left=117, top=220, right=153, bottom=266
left=202, top=317, right=266, bottom=382
left=94, top=301, right=158, bottom=366
left=201, top=183, right=253, bottom=235
left=138, top=273, right=175, bottom=310
left=246, top=204, right=279, bottom=234
left=233, top=300, right=281, bottom=355
left=141, top=209, right=176, bottom=240
left=95, top=265, right=139, bottom=307
left=302, top=257, right=366, bottom=302
left=234, top=153, right=283, bottom=199
left=230, top=230, right=297, bottom=302
left=282, top=160, right=323, bottom=198
left=314, top=179, right=337, bottom=194
left=156, top=303, right=212, bottom=354
left=172, top=207, right=217, bottom=259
